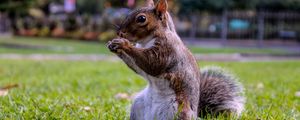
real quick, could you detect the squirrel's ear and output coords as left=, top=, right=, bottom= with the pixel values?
left=155, top=0, right=168, bottom=14
left=145, top=0, right=154, bottom=7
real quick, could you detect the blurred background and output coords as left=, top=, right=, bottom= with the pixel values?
left=0, top=0, right=299, bottom=55
left=0, top=1, right=300, bottom=119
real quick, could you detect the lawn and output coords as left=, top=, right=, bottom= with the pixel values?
left=0, top=37, right=110, bottom=54
left=0, top=60, right=299, bottom=119
left=0, top=37, right=289, bottom=54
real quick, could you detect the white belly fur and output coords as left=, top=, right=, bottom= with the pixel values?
left=132, top=76, right=178, bottom=120
left=129, top=62, right=177, bottom=120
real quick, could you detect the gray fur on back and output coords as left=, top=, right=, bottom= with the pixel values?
left=198, top=66, right=245, bottom=117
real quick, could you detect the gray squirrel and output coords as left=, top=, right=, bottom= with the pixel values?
left=107, top=0, right=245, bottom=119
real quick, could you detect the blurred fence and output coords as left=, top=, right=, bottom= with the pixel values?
left=1, top=10, right=299, bottom=46
left=0, top=13, right=11, bottom=35
left=175, top=11, right=300, bottom=46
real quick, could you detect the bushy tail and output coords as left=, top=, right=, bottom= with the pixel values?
left=198, top=66, right=245, bottom=118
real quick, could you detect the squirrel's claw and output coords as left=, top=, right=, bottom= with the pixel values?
left=107, top=41, right=119, bottom=52
left=107, top=38, right=130, bottom=53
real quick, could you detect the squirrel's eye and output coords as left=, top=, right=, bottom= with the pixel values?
left=136, top=15, right=147, bottom=23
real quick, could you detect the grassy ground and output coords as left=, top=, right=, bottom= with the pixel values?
left=0, top=60, right=299, bottom=119
left=0, top=37, right=110, bottom=54
left=0, top=37, right=289, bottom=54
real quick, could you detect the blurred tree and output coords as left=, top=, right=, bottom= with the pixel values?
left=0, top=0, right=36, bottom=17
left=68, top=0, right=129, bottom=14
left=255, top=0, right=300, bottom=11
left=178, top=0, right=235, bottom=14
left=68, top=0, right=128, bottom=14
left=37, top=0, right=50, bottom=15
left=77, top=0, right=103, bottom=14
left=106, top=0, right=126, bottom=8
left=232, top=0, right=257, bottom=10
left=178, top=0, right=300, bottom=14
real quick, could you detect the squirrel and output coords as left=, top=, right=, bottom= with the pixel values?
left=107, top=0, right=245, bottom=119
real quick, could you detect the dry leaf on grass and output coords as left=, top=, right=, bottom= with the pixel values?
left=0, top=89, right=8, bottom=96
left=65, top=104, right=92, bottom=112
left=79, top=106, right=92, bottom=112
left=0, top=84, right=19, bottom=97
left=114, top=92, right=138, bottom=100
left=1, top=84, right=19, bottom=90
left=115, top=93, right=130, bottom=100
left=82, top=106, right=92, bottom=112
left=295, top=91, right=300, bottom=97
left=256, top=83, right=264, bottom=89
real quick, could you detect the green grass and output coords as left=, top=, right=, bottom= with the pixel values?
left=0, top=37, right=289, bottom=54
left=189, top=46, right=288, bottom=54
left=0, top=60, right=299, bottom=119
left=0, top=37, right=110, bottom=54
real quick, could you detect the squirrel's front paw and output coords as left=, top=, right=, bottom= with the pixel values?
left=107, top=38, right=130, bottom=53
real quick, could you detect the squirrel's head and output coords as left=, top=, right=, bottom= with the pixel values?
left=117, top=0, right=169, bottom=43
